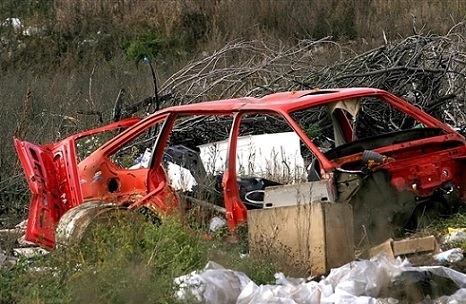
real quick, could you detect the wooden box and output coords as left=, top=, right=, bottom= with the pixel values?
left=248, top=202, right=354, bottom=277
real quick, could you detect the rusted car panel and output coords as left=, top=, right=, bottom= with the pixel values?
left=14, top=88, right=466, bottom=248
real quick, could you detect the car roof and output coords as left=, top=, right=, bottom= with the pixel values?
left=158, top=87, right=384, bottom=114
left=140, top=87, right=453, bottom=133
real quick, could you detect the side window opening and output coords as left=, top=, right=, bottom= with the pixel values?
left=355, top=96, right=419, bottom=138
left=163, top=114, right=234, bottom=230
left=290, top=96, right=429, bottom=151
left=234, top=113, right=313, bottom=209
left=108, top=122, right=165, bottom=170
left=164, top=114, right=233, bottom=198
left=76, top=130, right=118, bottom=163
left=291, top=96, right=442, bottom=167
left=236, top=113, right=307, bottom=183
left=290, top=105, right=336, bottom=150
left=290, top=105, right=337, bottom=181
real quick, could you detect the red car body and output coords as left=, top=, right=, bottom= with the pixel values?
left=14, top=88, right=466, bottom=249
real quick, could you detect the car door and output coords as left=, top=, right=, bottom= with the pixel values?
left=14, top=118, right=140, bottom=248
left=14, top=139, right=67, bottom=249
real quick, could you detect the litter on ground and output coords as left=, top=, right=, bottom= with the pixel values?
left=175, top=253, right=466, bottom=304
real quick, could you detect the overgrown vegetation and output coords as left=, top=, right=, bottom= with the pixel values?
left=1, top=2, right=465, bottom=223
left=2, top=2, right=466, bottom=302
left=1, top=0, right=466, bottom=213
left=2, top=0, right=466, bottom=71
left=0, top=214, right=277, bottom=303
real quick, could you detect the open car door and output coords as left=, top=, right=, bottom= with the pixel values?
left=14, top=118, right=140, bottom=249
left=14, top=139, right=77, bottom=248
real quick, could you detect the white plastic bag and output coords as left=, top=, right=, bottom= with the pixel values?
left=434, top=248, right=463, bottom=263
left=175, top=261, right=251, bottom=304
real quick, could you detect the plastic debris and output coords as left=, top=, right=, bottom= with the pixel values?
left=13, top=247, right=49, bottom=259
left=434, top=248, right=464, bottom=263
left=0, top=249, right=18, bottom=268
left=0, top=250, right=6, bottom=266
left=442, top=228, right=466, bottom=244
left=174, top=261, right=251, bottom=304
left=129, top=148, right=152, bottom=169
left=448, top=227, right=466, bottom=234
left=17, top=234, right=38, bottom=247
left=379, top=269, right=459, bottom=302
left=2, top=17, right=22, bottom=30
left=166, top=161, right=197, bottom=192
left=209, top=216, right=227, bottom=232
left=15, top=219, right=28, bottom=230
left=175, top=254, right=466, bottom=303
left=130, top=148, right=197, bottom=192
left=436, top=287, right=466, bottom=303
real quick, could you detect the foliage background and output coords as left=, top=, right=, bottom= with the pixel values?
left=1, top=1, right=466, bottom=302
left=1, top=0, right=466, bottom=221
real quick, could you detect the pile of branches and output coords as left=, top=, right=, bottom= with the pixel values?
left=144, top=23, right=466, bottom=143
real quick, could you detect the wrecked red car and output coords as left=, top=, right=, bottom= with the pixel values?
left=14, top=88, right=466, bottom=249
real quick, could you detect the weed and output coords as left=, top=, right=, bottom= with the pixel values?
left=0, top=213, right=280, bottom=303
left=207, top=232, right=278, bottom=285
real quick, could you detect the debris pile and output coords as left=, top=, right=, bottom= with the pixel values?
left=175, top=254, right=466, bottom=304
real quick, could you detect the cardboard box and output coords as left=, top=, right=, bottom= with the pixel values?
left=368, top=235, right=438, bottom=259
left=369, top=238, right=395, bottom=259
left=248, top=202, right=354, bottom=277
left=392, top=235, right=437, bottom=256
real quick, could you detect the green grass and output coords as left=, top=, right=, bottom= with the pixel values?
left=0, top=213, right=278, bottom=304
left=3, top=205, right=466, bottom=303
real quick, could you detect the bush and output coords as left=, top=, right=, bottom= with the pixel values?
left=124, top=32, right=163, bottom=63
